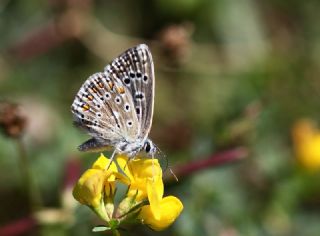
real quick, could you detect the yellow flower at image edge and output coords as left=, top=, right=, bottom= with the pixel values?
left=292, top=119, right=320, bottom=171
left=139, top=196, right=183, bottom=231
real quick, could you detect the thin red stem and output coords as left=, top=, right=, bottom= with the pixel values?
left=0, top=217, right=36, bottom=236
left=165, top=147, right=248, bottom=181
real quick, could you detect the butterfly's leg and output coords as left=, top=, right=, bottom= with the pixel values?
left=151, top=152, right=156, bottom=182
left=105, top=149, right=117, bottom=170
left=122, top=150, right=138, bottom=171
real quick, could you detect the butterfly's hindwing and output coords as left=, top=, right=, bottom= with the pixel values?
left=104, top=44, right=155, bottom=139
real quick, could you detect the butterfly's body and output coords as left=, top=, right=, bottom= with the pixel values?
left=71, top=44, right=157, bottom=159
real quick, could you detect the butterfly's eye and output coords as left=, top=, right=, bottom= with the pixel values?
left=144, top=141, right=151, bottom=153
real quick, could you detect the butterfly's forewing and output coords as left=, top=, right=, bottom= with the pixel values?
left=71, top=70, right=140, bottom=151
left=104, top=44, right=155, bottom=140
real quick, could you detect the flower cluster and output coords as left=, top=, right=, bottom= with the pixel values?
left=73, top=154, right=183, bottom=234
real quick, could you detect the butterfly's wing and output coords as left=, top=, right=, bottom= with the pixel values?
left=104, top=44, right=155, bottom=140
left=71, top=70, right=140, bottom=151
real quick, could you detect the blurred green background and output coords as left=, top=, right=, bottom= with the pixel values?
left=1, top=0, right=320, bottom=235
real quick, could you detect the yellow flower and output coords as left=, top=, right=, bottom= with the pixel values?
left=73, top=154, right=117, bottom=220
left=92, top=154, right=118, bottom=200
left=117, top=155, right=163, bottom=203
left=73, top=168, right=105, bottom=208
left=139, top=196, right=184, bottom=231
left=117, top=155, right=183, bottom=224
left=292, top=119, right=320, bottom=171
left=73, top=154, right=183, bottom=232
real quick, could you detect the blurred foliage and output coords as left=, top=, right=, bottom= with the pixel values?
left=1, top=0, right=320, bottom=235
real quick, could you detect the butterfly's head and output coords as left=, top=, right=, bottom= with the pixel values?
left=143, top=139, right=157, bottom=156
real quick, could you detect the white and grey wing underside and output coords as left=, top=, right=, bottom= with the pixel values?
left=71, top=44, right=155, bottom=151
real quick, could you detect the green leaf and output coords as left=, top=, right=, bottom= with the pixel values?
left=118, top=200, right=148, bottom=218
left=92, top=225, right=111, bottom=232
left=109, top=219, right=120, bottom=229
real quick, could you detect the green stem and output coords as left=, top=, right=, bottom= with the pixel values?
left=92, top=202, right=110, bottom=222
left=16, top=138, right=42, bottom=211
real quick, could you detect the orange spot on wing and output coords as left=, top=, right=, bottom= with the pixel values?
left=108, top=81, right=114, bottom=90
left=82, top=104, right=90, bottom=111
left=98, top=82, right=104, bottom=88
left=117, top=86, right=125, bottom=94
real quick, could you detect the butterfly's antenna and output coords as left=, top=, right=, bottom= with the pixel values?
left=155, top=144, right=168, bottom=171
left=169, top=167, right=178, bottom=182
left=155, top=144, right=178, bottom=182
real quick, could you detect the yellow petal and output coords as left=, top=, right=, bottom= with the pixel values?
left=147, top=175, right=164, bottom=220
left=117, top=156, right=161, bottom=180
left=131, top=158, right=162, bottom=179
left=113, top=172, right=131, bottom=186
left=73, top=169, right=105, bottom=208
left=139, top=196, right=183, bottom=231
left=116, top=155, right=133, bottom=180
left=117, top=156, right=164, bottom=202
left=92, top=153, right=117, bottom=172
left=104, top=181, right=116, bottom=197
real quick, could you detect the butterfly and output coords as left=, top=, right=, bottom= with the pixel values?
left=71, top=44, right=157, bottom=161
